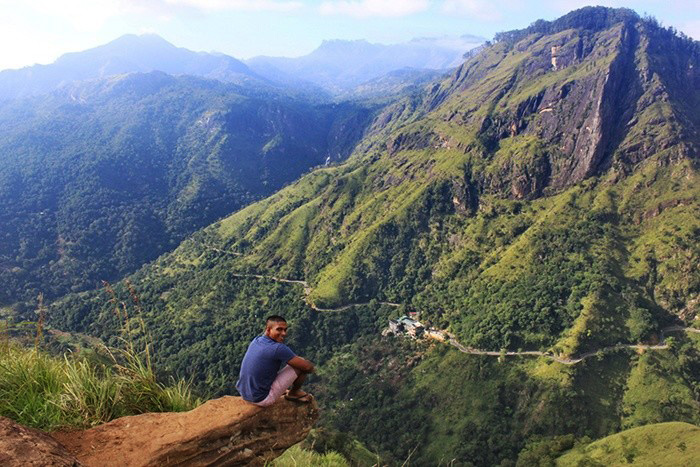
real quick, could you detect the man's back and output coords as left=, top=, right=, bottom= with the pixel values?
left=236, top=335, right=296, bottom=402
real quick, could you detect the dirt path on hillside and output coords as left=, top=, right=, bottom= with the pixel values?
left=205, top=245, right=699, bottom=365
left=445, top=325, right=698, bottom=365
left=204, top=246, right=401, bottom=311
left=229, top=272, right=400, bottom=311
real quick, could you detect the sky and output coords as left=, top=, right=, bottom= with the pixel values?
left=0, top=0, right=698, bottom=71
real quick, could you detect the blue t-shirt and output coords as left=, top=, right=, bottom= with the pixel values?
left=236, top=335, right=296, bottom=402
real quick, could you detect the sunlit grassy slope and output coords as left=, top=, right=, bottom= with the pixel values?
left=557, top=422, right=700, bottom=466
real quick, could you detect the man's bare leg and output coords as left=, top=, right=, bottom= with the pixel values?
left=253, top=365, right=300, bottom=406
left=286, top=369, right=311, bottom=399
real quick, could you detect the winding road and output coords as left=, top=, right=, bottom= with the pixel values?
left=444, top=326, right=700, bottom=365
left=229, top=273, right=400, bottom=312
left=447, top=336, right=668, bottom=365
left=204, top=245, right=401, bottom=311
left=207, top=245, right=700, bottom=365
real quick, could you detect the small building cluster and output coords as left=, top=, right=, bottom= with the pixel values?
left=388, top=316, right=424, bottom=338
left=386, top=315, right=448, bottom=342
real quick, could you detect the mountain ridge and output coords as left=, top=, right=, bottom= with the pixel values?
left=0, top=34, right=265, bottom=101
left=246, top=35, right=484, bottom=93
left=0, top=71, right=375, bottom=304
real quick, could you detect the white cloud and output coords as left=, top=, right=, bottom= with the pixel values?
left=5, top=0, right=306, bottom=21
left=440, top=0, right=503, bottom=21
left=319, top=0, right=430, bottom=17
left=1, top=0, right=130, bottom=32
left=0, top=20, right=61, bottom=69
left=410, top=35, right=485, bottom=50
left=162, top=0, right=303, bottom=12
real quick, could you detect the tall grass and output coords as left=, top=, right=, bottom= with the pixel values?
left=0, top=341, right=200, bottom=430
left=0, top=285, right=200, bottom=431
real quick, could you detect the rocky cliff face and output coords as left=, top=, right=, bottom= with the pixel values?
left=0, top=396, right=317, bottom=467
left=379, top=10, right=699, bottom=201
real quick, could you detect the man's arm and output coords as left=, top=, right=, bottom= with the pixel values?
left=287, top=356, right=315, bottom=373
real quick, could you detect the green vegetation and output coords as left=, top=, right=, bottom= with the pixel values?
left=0, top=73, right=373, bottom=305
left=622, top=343, right=700, bottom=428
left=557, top=422, right=700, bottom=466
left=272, top=445, right=349, bottom=467
left=493, top=6, right=641, bottom=44
left=313, top=334, right=700, bottom=465
left=516, top=434, right=580, bottom=466
left=0, top=341, right=199, bottom=430
left=301, top=429, right=381, bottom=466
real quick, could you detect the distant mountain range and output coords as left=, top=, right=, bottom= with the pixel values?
left=0, top=34, right=484, bottom=101
left=246, top=35, right=485, bottom=92
left=0, top=34, right=265, bottom=101
left=0, top=31, right=485, bottom=302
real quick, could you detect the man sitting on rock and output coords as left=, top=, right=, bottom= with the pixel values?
left=236, top=315, right=314, bottom=406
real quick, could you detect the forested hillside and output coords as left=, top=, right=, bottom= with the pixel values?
left=46, top=7, right=700, bottom=464
left=0, top=72, right=374, bottom=304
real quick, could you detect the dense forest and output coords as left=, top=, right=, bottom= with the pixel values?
left=0, top=72, right=374, bottom=304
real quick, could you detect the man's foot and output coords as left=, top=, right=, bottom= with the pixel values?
left=284, top=389, right=313, bottom=403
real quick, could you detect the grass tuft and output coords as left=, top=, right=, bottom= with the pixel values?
left=272, top=445, right=350, bottom=467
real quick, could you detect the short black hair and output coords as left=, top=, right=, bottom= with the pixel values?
left=265, top=315, right=287, bottom=326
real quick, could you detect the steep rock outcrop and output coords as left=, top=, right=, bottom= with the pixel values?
left=52, top=396, right=318, bottom=466
left=424, top=11, right=699, bottom=201
left=0, top=417, right=81, bottom=467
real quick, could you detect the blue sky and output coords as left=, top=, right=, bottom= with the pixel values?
left=0, top=0, right=698, bottom=70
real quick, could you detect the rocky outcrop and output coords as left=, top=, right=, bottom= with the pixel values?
left=387, top=129, right=437, bottom=155
left=0, top=417, right=81, bottom=466
left=506, top=24, right=637, bottom=193
left=51, top=396, right=318, bottom=467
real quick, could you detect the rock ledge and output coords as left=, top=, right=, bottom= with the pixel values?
left=51, top=396, right=318, bottom=466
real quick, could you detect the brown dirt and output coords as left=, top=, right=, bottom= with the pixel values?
left=51, top=395, right=318, bottom=466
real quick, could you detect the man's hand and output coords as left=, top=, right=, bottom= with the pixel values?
left=288, top=356, right=315, bottom=373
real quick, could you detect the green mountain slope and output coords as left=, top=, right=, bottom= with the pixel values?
left=0, top=72, right=373, bottom=304
left=556, top=422, right=700, bottom=466
left=49, top=7, right=700, bottom=464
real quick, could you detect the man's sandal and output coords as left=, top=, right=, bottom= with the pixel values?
left=284, top=391, right=313, bottom=403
